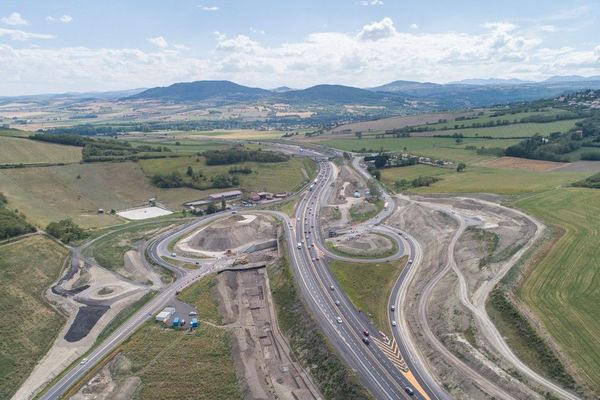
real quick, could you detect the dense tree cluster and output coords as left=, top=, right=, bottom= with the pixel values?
left=45, top=219, right=88, bottom=243
left=30, top=133, right=171, bottom=162
left=204, top=148, right=289, bottom=165
left=0, top=193, right=36, bottom=240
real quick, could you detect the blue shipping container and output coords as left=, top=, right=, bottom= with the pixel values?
left=191, top=318, right=198, bottom=328
left=172, top=317, right=180, bottom=327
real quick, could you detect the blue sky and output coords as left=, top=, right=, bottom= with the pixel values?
left=0, top=0, right=599, bottom=95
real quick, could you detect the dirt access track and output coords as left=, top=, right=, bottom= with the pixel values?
left=388, top=194, right=579, bottom=399
left=216, top=267, right=322, bottom=400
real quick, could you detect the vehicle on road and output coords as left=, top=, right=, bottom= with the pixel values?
left=362, top=337, right=370, bottom=345
left=336, top=316, right=343, bottom=324
left=189, top=311, right=197, bottom=316
left=330, top=285, right=334, bottom=290
left=80, top=358, right=88, bottom=365
left=363, top=330, right=370, bottom=336
left=391, top=305, right=395, bottom=311
left=297, top=242, right=302, bottom=249
left=392, top=320, right=397, bottom=327
left=404, top=386, right=415, bottom=396
left=335, top=300, right=341, bottom=306
left=409, top=259, right=413, bottom=264
left=171, top=252, right=176, bottom=257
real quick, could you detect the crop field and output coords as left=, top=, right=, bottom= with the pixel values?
left=417, top=108, right=572, bottom=130
left=0, top=162, right=202, bottom=228
left=181, top=129, right=284, bottom=140
left=480, top=156, right=565, bottom=171
left=514, top=188, right=600, bottom=392
left=328, top=258, right=406, bottom=336
left=419, top=119, right=582, bottom=139
left=0, top=235, right=68, bottom=399
left=117, top=322, right=241, bottom=400
left=318, top=136, right=521, bottom=163
left=380, top=164, right=587, bottom=195
left=125, top=137, right=229, bottom=153
left=139, top=155, right=315, bottom=194
left=0, top=136, right=81, bottom=164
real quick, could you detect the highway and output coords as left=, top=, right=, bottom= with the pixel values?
left=39, top=155, right=441, bottom=400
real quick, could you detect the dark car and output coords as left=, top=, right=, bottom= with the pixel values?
left=363, top=330, right=370, bottom=337
left=404, top=386, right=414, bottom=396
left=362, top=337, right=370, bottom=345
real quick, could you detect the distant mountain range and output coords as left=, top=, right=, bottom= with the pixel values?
left=125, top=75, right=600, bottom=109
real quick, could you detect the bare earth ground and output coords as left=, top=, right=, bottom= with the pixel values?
left=326, top=232, right=393, bottom=257
left=176, top=214, right=277, bottom=257
left=12, top=258, right=149, bottom=400
left=388, top=196, right=546, bottom=399
left=216, top=266, right=321, bottom=400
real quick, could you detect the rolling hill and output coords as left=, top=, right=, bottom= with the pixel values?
left=128, top=80, right=271, bottom=103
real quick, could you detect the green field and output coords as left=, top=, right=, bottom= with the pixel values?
left=0, top=136, right=81, bottom=164
left=0, top=162, right=203, bottom=228
left=115, top=322, right=241, bottom=400
left=328, top=258, right=406, bottom=336
left=380, top=164, right=587, bottom=195
left=0, top=235, right=68, bottom=399
left=139, top=155, right=315, bottom=194
left=513, top=188, right=600, bottom=392
left=430, top=119, right=582, bottom=138
left=177, top=274, right=222, bottom=325
left=418, top=109, right=575, bottom=130
left=319, top=136, right=520, bottom=163
left=84, top=220, right=180, bottom=272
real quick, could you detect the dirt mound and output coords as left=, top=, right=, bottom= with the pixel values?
left=328, top=233, right=394, bottom=256
left=189, top=214, right=276, bottom=252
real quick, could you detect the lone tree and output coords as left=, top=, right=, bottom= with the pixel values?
left=456, top=162, right=466, bottom=172
left=186, top=166, right=193, bottom=177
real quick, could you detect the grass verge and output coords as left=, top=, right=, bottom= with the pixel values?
left=328, top=257, right=406, bottom=337
left=177, top=274, right=222, bottom=325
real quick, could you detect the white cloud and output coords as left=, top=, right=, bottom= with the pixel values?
left=358, top=0, right=384, bottom=6
left=409, top=23, right=418, bottom=30
left=357, top=17, right=397, bottom=40
left=1, top=17, right=599, bottom=95
left=1, top=12, right=28, bottom=26
left=147, top=36, right=168, bottom=48
left=0, top=28, right=54, bottom=41
left=47, top=15, right=73, bottom=23
left=198, top=5, right=219, bottom=11
left=173, top=44, right=191, bottom=51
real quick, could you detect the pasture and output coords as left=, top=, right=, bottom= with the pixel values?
left=0, top=235, right=68, bottom=399
left=0, top=136, right=81, bottom=164
left=0, top=162, right=202, bottom=228
left=380, top=164, right=587, bottom=195
left=318, top=136, right=522, bottom=163
left=139, top=155, right=315, bottom=195
left=514, top=188, right=600, bottom=392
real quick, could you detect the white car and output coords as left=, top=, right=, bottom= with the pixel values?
left=392, top=320, right=397, bottom=327
left=336, top=317, right=343, bottom=324
left=80, top=357, right=88, bottom=365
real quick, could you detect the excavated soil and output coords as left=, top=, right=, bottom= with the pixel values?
left=187, top=214, right=276, bottom=252
left=327, top=232, right=393, bottom=256
left=388, top=195, right=540, bottom=399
